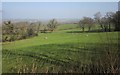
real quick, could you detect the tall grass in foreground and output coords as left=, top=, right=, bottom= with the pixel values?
left=88, top=32, right=120, bottom=73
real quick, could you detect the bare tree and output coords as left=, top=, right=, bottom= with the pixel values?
left=47, top=19, right=58, bottom=32
left=100, top=17, right=109, bottom=32
left=37, top=22, right=41, bottom=34
left=79, top=18, right=86, bottom=32
left=112, top=11, right=120, bottom=31
left=79, top=17, right=94, bottom=32
left=86, top=17, right=94, bottom=31
left=94, top=12, right=101, bottom=22
left=94, top=12, right=104, bottom=30
left=105, top=12, right=115, bottom=31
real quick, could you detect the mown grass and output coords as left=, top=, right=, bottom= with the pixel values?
left=2, top=24, right=119, bottom=73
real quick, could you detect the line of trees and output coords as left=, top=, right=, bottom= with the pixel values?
left=79, top=11, right=120, bottom=32
left=2, top=21, right=38, bottom=42
left=2, top=19, right=58, bottom=42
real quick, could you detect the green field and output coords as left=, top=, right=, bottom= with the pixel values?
left=2, top=24, right=119, bottom=73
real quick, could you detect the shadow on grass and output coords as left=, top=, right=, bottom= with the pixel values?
left=66, top=29, right=115, bottom=33
left=3, top=43, right=119, bottom=63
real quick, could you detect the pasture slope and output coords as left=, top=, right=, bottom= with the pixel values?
left=2, top=24, right=119, bottom=73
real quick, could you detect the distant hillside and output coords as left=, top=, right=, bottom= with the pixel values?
left=2, top=18, right=80, bottom=24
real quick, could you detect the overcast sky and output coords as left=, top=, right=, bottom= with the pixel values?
left=2, top=2, right=118, bottom=19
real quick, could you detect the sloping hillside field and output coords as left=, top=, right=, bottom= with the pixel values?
left=2, top=24, right=119, bottom=73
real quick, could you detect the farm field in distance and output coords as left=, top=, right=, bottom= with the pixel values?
left=2, top=24, right=119, bottom=73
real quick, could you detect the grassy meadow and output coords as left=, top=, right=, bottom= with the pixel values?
left=2, top=24, right=119, bottom=73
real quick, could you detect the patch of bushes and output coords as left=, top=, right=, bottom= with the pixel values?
left=2, top=21, right=39, bottom=42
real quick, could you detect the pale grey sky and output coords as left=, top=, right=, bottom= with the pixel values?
left=2, top=2, right=118, bottom=19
